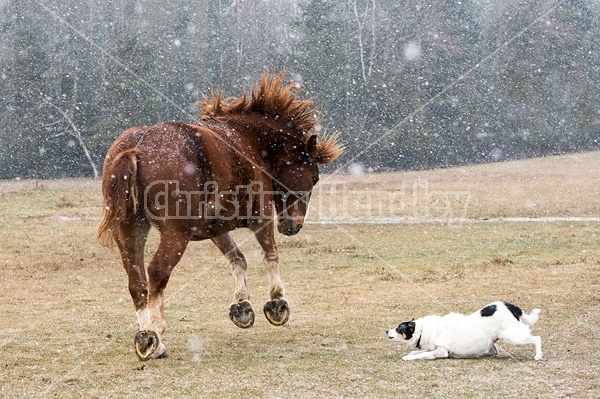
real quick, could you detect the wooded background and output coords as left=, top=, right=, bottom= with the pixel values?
left=1, top=0, right=598, bottom=178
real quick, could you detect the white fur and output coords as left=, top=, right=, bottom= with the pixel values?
left=136, top=307, right=152, bottom=331
left=387, top=301, right=543, bottom=361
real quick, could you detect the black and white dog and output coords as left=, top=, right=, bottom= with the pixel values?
left=386, top=301, right=543, bottom=361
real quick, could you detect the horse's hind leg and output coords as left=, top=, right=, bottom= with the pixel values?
left=113, top=218, right=154, bottom=359
left=211, top=233, right=255, bottom=328
left=254, top=228, right=289, bottom=326
left=133, top=229, right=189, bottom=360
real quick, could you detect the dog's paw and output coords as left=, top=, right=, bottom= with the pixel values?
left=534, top=353, right=543, bottom=361
left=402, top=355, right=415, bottom=361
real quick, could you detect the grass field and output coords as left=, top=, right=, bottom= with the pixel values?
left=0, top=152, right=599, bottom=398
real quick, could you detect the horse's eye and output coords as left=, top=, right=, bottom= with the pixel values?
left=312, top=177, right=319, bottom=185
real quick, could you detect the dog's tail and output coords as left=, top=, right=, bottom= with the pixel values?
left=520, top=308, right=541, bottom=326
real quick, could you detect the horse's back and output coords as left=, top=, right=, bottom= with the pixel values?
left=130, top=122, right=239, bottom=181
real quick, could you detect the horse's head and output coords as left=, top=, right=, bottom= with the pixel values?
left=197, top=71, right=343, bottom=235
left=273, top=134, right=342, bottom=236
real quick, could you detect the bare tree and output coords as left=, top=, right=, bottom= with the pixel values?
left=41, top=97, right=99, bottom=178
left=348, top=0, right=377, bottom=84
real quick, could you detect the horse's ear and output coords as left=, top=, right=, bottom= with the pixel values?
left=306, top=134, right=318, bottom=159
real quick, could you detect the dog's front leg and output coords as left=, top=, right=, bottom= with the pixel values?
left=403, top=347, right=449, bottom=360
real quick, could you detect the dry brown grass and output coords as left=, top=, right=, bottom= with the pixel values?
left=312, top=151, right=600, bottom=220
left=0, top=152, right=599, bottom=398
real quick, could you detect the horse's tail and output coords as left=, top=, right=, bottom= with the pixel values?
left=97, top=148, right=141, bottom=247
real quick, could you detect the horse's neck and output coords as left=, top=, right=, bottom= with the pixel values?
left=226, top=114, right=302, bottom=163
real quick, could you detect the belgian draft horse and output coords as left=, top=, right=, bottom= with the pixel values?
left=98, top=71, right=343, bottom=360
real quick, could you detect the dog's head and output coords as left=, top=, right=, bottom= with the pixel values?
left=386, top=320, right=416, bottom=342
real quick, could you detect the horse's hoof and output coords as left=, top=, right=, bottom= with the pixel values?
left=229, top=300, right=255, bottom=329
left=263, top=299, right=290, bottom=326
left=134, top=330, right=165, bottom=361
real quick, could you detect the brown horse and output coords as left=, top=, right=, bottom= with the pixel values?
left=98, top=71, right=343, bottom=360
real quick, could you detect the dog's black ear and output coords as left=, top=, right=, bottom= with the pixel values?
left=396, top=321, right=416, bottom=340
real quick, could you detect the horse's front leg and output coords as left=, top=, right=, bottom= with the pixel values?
left=254, top=227, right=290, bottom=326
left=135, top=230, right=189, bottom=361
left=211, top=233, right=255, bottom=328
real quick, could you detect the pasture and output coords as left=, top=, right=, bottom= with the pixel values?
left=1, top=152, right=599, bottom=398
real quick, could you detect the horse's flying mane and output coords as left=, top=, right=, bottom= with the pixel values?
left=198, top=70, right=318, bottom=133
left=197, top=70, right=343, bottom=164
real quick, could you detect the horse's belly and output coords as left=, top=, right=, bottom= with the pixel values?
left=189, top=219, right=248, bottom=240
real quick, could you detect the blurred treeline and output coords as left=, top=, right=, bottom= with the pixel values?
left=1, top=0, right=599, bottom=178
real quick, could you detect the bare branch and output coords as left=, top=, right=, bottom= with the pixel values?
left=368, top=0, right=376, bottom=78
left=349, top=0, right=367, bottom=84
left=41, top=97, right=100, bottom=178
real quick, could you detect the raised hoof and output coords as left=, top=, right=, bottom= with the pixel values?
left=229, top=300, right=255, bottom=329
left=134, top=331, right=165, bottom=361
left=263, top=299, right=290, bottom=326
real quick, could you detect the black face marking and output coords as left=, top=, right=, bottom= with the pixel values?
left=480, top=304, right=497, bottom=317
left=395, top=321, right=416, bottom=340
left=504, top=302, right=523, bottom=321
